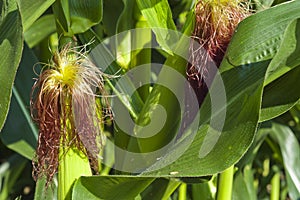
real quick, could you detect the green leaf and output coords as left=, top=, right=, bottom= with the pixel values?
left=1, top=44, right=38, bottom=160
left=236, top=125, right=269, bottom=169
left=138, top=60, right=267, bottom=177
left=114, top=2, right=273, bottom=175
left=137, top=1, right=300, bottom=177
left=260, top=65, right=300, bottom=122
left=0, top=0, right=23, bottom=131
left=24, top=14, right=56, bottom=48
left=232, top=166, right=256, bottom=200
left=108, top=0, right=300, bottom=177
left=114, top=31, right=191, bottom=170
left=53, top=0, right=103, bottom=36
left=221, top=0, right=300, bottom=73
left=17, top=0, right=55, bottom=31
left=114, top=0, right=137, bottom=68
left=259, top=18, right=300, bottom=121
left=72, top=176, right=155, bottom=200
left=136, top=0, right=178, bottom=54
left=264, top=19, right=300, bottom=85
left=69, top=0, right=103, bottom=34
left=116, top=0, right=135, bottom=33
left=141, top=178, right=181, bottom=200
left=271, top=123, right=300, bottom=200
left=220, top=1, right=300, bottom=122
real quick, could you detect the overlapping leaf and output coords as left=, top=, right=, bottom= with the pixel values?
left=17, top=0, right=55, bottom=31
left=136, top=0, right=178, bottom=54
left=136, top=0, right=300, bottom=176
left=1, top=45, right=38, bottom=160
left=72, top=176, right=155, bottom=200
left=0, top=0, right=23, bottom=131
left=53, top=0, right=102, bottom=36
left=271, top=123, right=300, bottom=200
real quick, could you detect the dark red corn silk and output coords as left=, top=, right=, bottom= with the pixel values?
left=30, top=45, right=107, bottom=186
left=187, top=0, right=250, bottom=105
left=31, top=72, right=61, bottom=186
left=72, top=88, right=102, bottom=173
left=31, top=76, right=99, bottom=186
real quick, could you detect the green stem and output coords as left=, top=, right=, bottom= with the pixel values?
left=58, top=99, right=92, bottom=199
left=132, top=13, right=151, bottom=102
left=58, top=144, right=92, bottom=200
left=216, top=165, right=235, bottom=200
left=270, top=171, right=280, bottom=200
left=178, top=183, right=187, bottom=200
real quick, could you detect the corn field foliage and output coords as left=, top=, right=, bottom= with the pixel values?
left=0, top=0, right=300, bottom=199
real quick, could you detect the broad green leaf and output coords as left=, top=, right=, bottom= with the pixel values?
left=271, top=123, right=300, bottom=200
left=136, top=2, right=299, bottom=176
left=69, top=0, right=103, bottom=34
left=115, top=0, right=152, bottom=99
left=221, top=0, right=300, bottom=73
left=113, top=4, right=266, bottom=175
left=53, top=0, right=103, bottom=36
left=72, top=176, right=155, bottom=200
left=136, top=0, right=178, bottom=54
left=141, top=178, right=181, bottom=200
left=0, top=0, right=23, bottom=131
left=52, top=0, right=69, bottom=35
left=264, top=19, right=300, bottom=85
left=17, top=0, right=55, bottom=31
left=219, top=1, right=300, bottom=122
left=260, top=66, right=300, bottom=122
left=134, top=56, right=186, bottom=152
left=1, top=44, right=38, bottom=160
left=236, top=125, right=269, bottom=169
left=259, top=18, right=300, bottom=121
left=141, top=61, right=266, bottom=176
left=24, top=14, right=56, bottom=48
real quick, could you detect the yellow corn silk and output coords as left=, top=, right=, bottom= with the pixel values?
left=31, top=43, right=109, bottom=195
